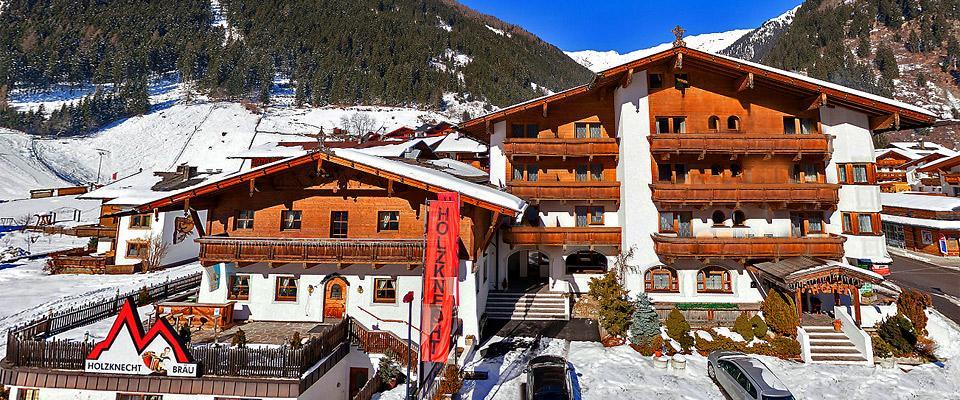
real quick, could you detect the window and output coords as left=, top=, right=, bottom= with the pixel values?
left=589, top=123, right=602, bottom=138
left=857, top=213, right=873, bottom=233
left=808, top=214, right=823, bottom=233
left=853, top=165, right=868, bottom=183
left=526, top=164, right=538, bottom=182
left=655, top=117, right=670, bottom=134
left=841, top=212, right=881, bottom=235
left=842, top=213, right=853, bottom=233
left=575, top=207, right=589, bottom=227
left=673, top=117, right=686, bottom=133
left=711, top=210, right=726, bottom=226
left=510, top=124, right=524, bottom=138
left=674, top=73, right=689, bottom=89
left=727, top=116, right=740, bottom=131
left=330, top=283, right=343, bottom=299
left=590, top=206, right=604, bottom=225
left=377, top=211, right=399, bottom=231
left=708, top=116, right=720, bottom=132
left=281, top=210, right=302, bottom=230
left=512, top=164, right=524, bottom=180
left=275, top=276, right=299, bottom=301
left=675, top=164, right=687, bottom=182
left=711, top=164, right=722, bottom=176
left=373, top=278, right=397, bottom=303
left=793, top=163, right=819, bottom=183
left=130, top=214, right=151, bottom=229
left=732, top=210, right=747, bottom=226
left=660, top=211, right=693, bottom=237
left=590, top=163, right=603, bottom=181
left=228, top=275, right=250, bottom=300
left=566, top=251, right=607, bottom=274
left=731, top=164, right=742, bottom=177
left=117, top=395, right=163, bottom=400
left=783, top=117, right=798, bottom=134
left=125, top=241, right=148, bottom=258
left=17, top=389, right=39, bottom=400
left=838, top=165, right=847, bottom=183
left=645, top=267, right=679, bottom=292
left=575, top=123, right=587, bottom=139
left=330, top=211, right=349, bottom=238
left=784, top=116, right=816, bottom=134
left=800, top=118, right=817, bottom=134
left=791, top=212, right=824, bottom=236
left=658, top=164, right=673, bottom=182
left=576, top=165, right=588, bottom=182
left=659, top=212, right=676, bottom=233
left=649, top=73, right=663, bottom=89
left=836, top=163, right=876, bottom=184
left=509, top=124, right=538, bottom=138
left=697, top=267, right=732, bottom=293
left=526, top=124, right=539, bottom=138
left=921, top=230, right=934, bottom=245
left=234, top=210, right=254, bottom=230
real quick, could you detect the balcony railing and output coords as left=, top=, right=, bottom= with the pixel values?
left=648, top=133, right=831, bottom=155
left=197, top=237, right=426, bottom=265
left=877, top=171, right=907, bottom=181
left=503, top=226, right=621, bottom=247
left=652, top=234, right=846, bottom=259
left=650, top=183, right=840, bottom=205
left=503, top=138, right=619, bottom=158
left=944, top=173, right=960, bottom=184
left=507, top=181, right=620, bottom=201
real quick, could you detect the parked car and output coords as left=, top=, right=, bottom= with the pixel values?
left=707, top=351, right=796, bottom=400
left=520, top=355, right=573, bottom=400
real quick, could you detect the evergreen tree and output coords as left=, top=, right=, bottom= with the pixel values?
left=761, top=288, right=800, bottom=337
left=122, top=77, right=151, bottom=116
left=628, top=293, right=661, bottom=345
left=587, top=271, right=634, bottom=338
left=874, top=45, right=900, bottom=80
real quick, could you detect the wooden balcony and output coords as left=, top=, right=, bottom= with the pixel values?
left=650, top=183, right=840, bottom=206
left=197, top=237, right=426, bottom=265
left=507, top=181, right=620, bottom=201
left=503, top=138, right=619, bottom=158
left=652, top=234, right=846, bottom=260
left=502, top=226, right=621, bottom=247
left=877, top=171, right=907, bottom=182
left=944, top=173, right=960, bottom=184
left=72, top=224, right=117, bottom=238
left=648, top=133, right=831, bottom=156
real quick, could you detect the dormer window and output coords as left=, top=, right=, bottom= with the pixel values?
left=727, top=116, right=740, bottom=131
left=708, top=116, right=720, bottom=132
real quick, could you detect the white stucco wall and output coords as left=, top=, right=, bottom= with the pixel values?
left=114, top=210, right=206, bottom=267
left=489, top=121, right=507, bottom=187
left=534, top=202, right=621, bottom=227
left=9, top=386, right=296, bottom=400
left=646, top=269, right=763, bottom=304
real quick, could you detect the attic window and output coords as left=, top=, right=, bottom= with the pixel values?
left=674, top=73, right=689, bottom=90
left=649, top=74, right=663, bottom=89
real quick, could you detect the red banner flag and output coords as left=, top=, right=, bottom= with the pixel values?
left=421, top=192, right=460, bottom=363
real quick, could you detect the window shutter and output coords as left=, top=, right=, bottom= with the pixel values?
left=851, top=212, right=860, bottom=234
left=867, top=163, right=877, bottom=184
left=872, top=213, right=882, bottom=234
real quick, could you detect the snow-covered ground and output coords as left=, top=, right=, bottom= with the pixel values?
left=0, top=195, right=101, bottom=227
left=565, top=29, right=752, bottom=72
left=0, top=130, right=74, bottom=200
left=460, top=311, right=960, bottom=399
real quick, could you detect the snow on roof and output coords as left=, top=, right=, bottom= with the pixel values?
left=227, top=142, right=310, bottom=159
left=785, top=259, right=885, bottom=282
left=881, top=192, right=960, bottom=211
left=881, top=214, right=960, bottom=230
left=356, top=136, right=445, bottom=157
left=332, top=148, right=525, bottom=212
left=82, top=168, right=226, bottom=206
left=889, top=142, right=956, bottom=156
left=875, top=147, right=921, bottom=160
left=433, top=132, right=487, bottom=154
left=915, top=152, right=960, bottom=172
left=423, top=158, right=487, bottom=178
left=707, top=52, right=937, bottom=118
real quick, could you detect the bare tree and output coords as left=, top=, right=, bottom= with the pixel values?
left=613, top=246, right=639, bottom=286
left=143, top=233, right=171, bottom=272
left=337, top=112, right=381, bottom=143
left=14, top=213, right=33, bottom=231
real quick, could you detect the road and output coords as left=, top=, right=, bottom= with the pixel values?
left=888, top=254, right=960, bottom=324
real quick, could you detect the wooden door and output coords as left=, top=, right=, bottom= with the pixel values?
left=323, top=277, right=348, bottom=319
left=348, top=367, right=369, bottom=398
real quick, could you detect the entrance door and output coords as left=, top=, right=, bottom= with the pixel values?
left=348, top=367, right=369, bottom=398
left=323, top=277, right=348, bottom=319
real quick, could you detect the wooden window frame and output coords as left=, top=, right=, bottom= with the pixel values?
left=837, top=163, right=877, bottom=185
left=644, top=267, right=679, bottom=292
left=654, top=116, right=686, bottom=134
left=574, top=206, right=589, bottom=227
left=228, top=274, right=250, bottom=300
left=588, top=122, right=602, bottom=138
left=275, top=276, right=299, bottom=302
left=373, top=278, right=397, bottom=304
left=697, top=267, right=733, bottom=293
left=726, top=116, right=741, bottom=132
left=377, top=211, right=400, bottom=232
left=330, top=211, right=349, bottom=238
left=280, top=210, right=303, bottom=231
left=791, top=212, right=824, bottom=236
left=574, top=122, right=587, bottom=139
left=708, top=116, right=720, bottom=132
left=510, top=123, right=524, bottom=138
left=234, top=210, right=255, bottom=230
left=659, top=211, right=678, bottom=233
left=17, top=388, right=40, bottom=400
left=921, top=229, right=934, bottom=245
left=840, top=212, right=882, bottom=235
left=732, top=210, right=747, bottom=227
left=117, top=394, right=163, bottom=400
left=125, top=240, right=148, bottom=259
left=589, top=206, right=604, bottom=225
left=575, top=165, right=588, bottom=182
left=129, top=214, right=152, bottom=229
left=590, top=163, right=603, bottom=181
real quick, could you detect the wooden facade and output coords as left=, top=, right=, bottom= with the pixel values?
left=506, top=181, right=620, bottom=201
left=652, top=234, right=846, bottom=260
left=649, top=133, right=831, bottom=156
left=651, top=183, right=840, bottom=206
left=502, top=226, right=622, bottom=247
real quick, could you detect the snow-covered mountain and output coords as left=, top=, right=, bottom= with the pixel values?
left=565, top=29, right=753, bottom=72
left=721, top=5, right=799, bottom=61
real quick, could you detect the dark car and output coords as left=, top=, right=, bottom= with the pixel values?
left=520, top=355, right=573, bottom=400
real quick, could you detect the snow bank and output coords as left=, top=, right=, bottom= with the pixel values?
left=927, top=309, right=960, bottom=360
left=458, top=336, right=566, bottom=400
left=0, top=195, right=101, bottom=227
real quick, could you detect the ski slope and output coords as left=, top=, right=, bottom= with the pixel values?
left=0, top=130, right=73, bottom=201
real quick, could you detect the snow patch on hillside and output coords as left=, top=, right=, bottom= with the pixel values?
left=210, top=0, right=241, bottom=43
left=8, top=73, right=184, bottom=116
left=721, top=5, right=799, bottom=61
left=436, top=16, right=453, bottom=32
left=485, top=24, right=511, bottom=38
left=0, top=130, right=73, bottom=200
left=566, top=29, right=752, bottom=72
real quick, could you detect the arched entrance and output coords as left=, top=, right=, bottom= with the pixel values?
left=506, top=250, right=549, bottom=291
left=323, top=276, right=348, bottom=319
left=564, top=250, right=608, bottom=275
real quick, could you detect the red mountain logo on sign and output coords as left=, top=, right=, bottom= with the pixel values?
left=84, top=298, right=198, bottom=377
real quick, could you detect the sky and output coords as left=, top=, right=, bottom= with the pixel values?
left=458, top=0, right=802, bottom=53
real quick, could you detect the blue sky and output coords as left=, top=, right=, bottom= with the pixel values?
left=458, top=0, right=802, bottom=53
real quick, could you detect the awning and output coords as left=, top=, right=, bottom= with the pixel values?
left=751, top=256, right=883, bottom=291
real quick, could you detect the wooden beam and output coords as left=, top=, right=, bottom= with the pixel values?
left=189, top=208, right=206, bottom=237
left=387, top=180, right=394, bottom=197
left=734, top=72, right=754, bottom=92
left=804, top=93, right=827, bottom=111
left=869, top=113, right=900, bottom=131
left=475, top=212, right=502, bottom=258
left=249, top=178, right=257, bottom=198
left=674, top=53, right=683, bottom=70
left=542, top=102, right=548, bottom=118
left=621, top=68, right=634, bottom=88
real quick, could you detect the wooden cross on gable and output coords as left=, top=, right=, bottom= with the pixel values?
left=672, top=25, right=686, bottom=48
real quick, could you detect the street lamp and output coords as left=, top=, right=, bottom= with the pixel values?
left=94, top=148, right=109, bottom=185
left=402, top=290, right=415, bottom=400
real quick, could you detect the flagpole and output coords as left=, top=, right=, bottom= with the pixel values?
left=403, top=291, right=414, bottom=400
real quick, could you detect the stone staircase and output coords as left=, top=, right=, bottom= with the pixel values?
left=804, top=325, right=869, bottom=364
left=485, top=291, right=568, bottom=320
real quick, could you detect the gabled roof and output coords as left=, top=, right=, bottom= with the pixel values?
left=133, top=149, right=525, bottom=216
left=916, top=152, right=960, bottom=173
left=459, top=46, right=936, bottom=135
left=889, top=141, right=956, bottom=157
left=875, top=147, right=921, bottom=161
left=881, top=192, right=960, bottom=211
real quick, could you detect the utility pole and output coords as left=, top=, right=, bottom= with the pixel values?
left=94, top=148, right=109, bottom=185
left=402, top=291, right=415, bottom=400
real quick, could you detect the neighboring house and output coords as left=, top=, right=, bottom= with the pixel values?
left=875, top=147, right=919, bottom=189
left=913, top=152, right=960, bottom=196
left=881, top=192, right=960, bottom=256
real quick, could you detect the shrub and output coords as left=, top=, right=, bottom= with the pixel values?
left=696, top=329, right=745, bottom=355
left=761, top=289, right=799, bottom=337
left=629, top=293, right=661, bottom=346
left=734, top=313, right=755, bottom=342
left=915, top=336, right=937, bottom=360
left=377, top=353, right=402, bottom=386
left=650, top=335, right=665, bottom=354
left=137, top=286, right=150, bottom=305
left=872, top=336, right=893, bottom=358
left=665, top=308, right=693, bottom=351
left=897, top=289, right=932, bottom=336
left=231, top=328, right=248, bottom=348
left=877, top=315, right=917, bottom=356
left=289, top=332, right=303, bottom=349
left=769, top=336, right=801, bottom=358
left=588, top=271, right=634, bottom=338
left=751, top=315, right=768, bottom=339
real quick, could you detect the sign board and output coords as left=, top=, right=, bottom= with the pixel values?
left=939, top=235, right=949, bottom=256
left=85, top=298, right=197, bottom=377
left=421, top=192, right=460, bottom=363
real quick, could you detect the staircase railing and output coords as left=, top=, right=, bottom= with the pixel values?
left=834, top=306, right=873, bottom=365
left=349, top=318, right=419, bottom=367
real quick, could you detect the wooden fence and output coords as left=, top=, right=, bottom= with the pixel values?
left=350, top=319, right=418, bottom=367
left=352, top=371, right=382, bottom=400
